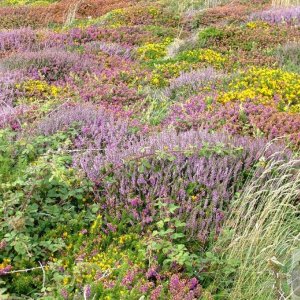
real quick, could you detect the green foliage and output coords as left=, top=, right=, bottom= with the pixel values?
left=146, top=201, right=202, bottom=274
left=198, top=27, right=224, bottom=47
left=0, top=129, right=98, bottom=296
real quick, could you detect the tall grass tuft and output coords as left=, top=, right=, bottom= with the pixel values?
left=215, top=156, right=300, bottom=299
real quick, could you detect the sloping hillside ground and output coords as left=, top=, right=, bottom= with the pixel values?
left=0, top=0, right=300, bottom=299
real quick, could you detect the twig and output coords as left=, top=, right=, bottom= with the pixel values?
left=39, top=261, right=46, bottom=291
left=4, top=266, right=43, bottom=274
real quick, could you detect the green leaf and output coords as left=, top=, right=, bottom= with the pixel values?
left=171, top=233, right=185, bottom=240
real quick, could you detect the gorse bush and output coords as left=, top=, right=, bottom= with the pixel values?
left=219, top=67, right=300, bottom=113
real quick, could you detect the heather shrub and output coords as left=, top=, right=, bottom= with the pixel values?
left=200, top=21, right=300, bottom=53
left=74, top=126, right=287, bottom=243
left=1, top=48, right=93, bottom=82
left=0, top=28, right=37, bottom=53
left=164, top=67, right=226, bottom=99
left=215, top=102, right=300, bottom=148
left=61, top=25, right=166, bottom=46
left=100, top=5, right=180, bottom=28
left=184, top=3, right=249, bottom=29
left=250, top=6, right=300, bottom=25
left=36, top=103, right=128, bottom=136
left=0, top=7, right=43, bottom=29
left=0, top=70, right=24, bottom=105
left=165, top=96, right=300, bottom=148
left=1, top=0, right=300, bottom=298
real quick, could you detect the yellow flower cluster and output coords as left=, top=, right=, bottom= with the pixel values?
left=0, top=258, right=11, bottom=269
left=246, top=21, right=269, bottom=29
left=90, top=214, right=102, bottom=234
left=90, top=249, right=118, bottom=271
left=151, top=61, right=190, bottom=86
left=219, top=67, right=300, bottom=112
left=117, top=233, right=134, bottom=245
left=178, top=49, right=226, bottom=67
left=137, top=38, right=173, bottom=61
left=148, top=7, right=160, bottom=17
left=100, top=8, right=126, bottom=28
left=16, top=80, right=62, bottom=99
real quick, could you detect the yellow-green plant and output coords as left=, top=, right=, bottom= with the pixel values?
left=137, top=38, right=173, bottom=61
left=16, top=80, right=62, bottom=100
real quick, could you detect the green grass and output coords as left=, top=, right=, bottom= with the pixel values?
left=214, top=155, right=300, bottom=299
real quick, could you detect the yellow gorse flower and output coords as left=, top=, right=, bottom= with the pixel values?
left=137, top=38, right=173, bottom=61
left=16, top=80, right=62, bottom=99
left=218, top=67, right=300, bottom=112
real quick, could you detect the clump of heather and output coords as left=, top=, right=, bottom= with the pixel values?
left=163, top=94, right=214, bottom=130
left=250, top=6, right=300, bottom=25
left=1, top=48, right=94, bottom=83
left=165, top=96, right=300, bottom=148
left=0, top=28, right=37, bottom=53
left=37, top=103, right=125, bottom=135
left=164, top=68, right=226, bottom=98
left=85, top=41, right=134, bottom=59
left=77, top=76, right=143, bottom=106
left=74, top=125, right=287, bottom=243
left=1, top=0, right=299, bottom=298
left=0, top=69, right=24, bottom=105
left=55, top=26, right=166, bottom=47
left=169, top=274, right=202, bottom=300
left=0, top=105, right=31, bottom=130
left=64, top=55, right=148, bottom=106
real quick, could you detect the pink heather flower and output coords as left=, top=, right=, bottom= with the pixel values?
left=0, top=240, right=7, bottom=250
left=169, top=274, right=181, bottom=293
left=189, top=277, right=199, bottom=290
left=121, top=269, right=138, bottom=289
left=150, top=285, right=163, bottom=300
left=146, top=267, right=159, bottom=280
left=140, top=282, right=155, bottom=293
left=0, top=265, right=12, bottom=276
left=83, top=284, right=91, bottom=299
left=128, top=197, right=140, bottom=207
left=107, top=223, right=117, bottom=233
left=60, top=288, right=69, bottom=300
left=80, top=229, right=88, bottom=235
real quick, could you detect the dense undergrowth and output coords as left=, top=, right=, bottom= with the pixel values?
left=0, top=0, right=300, bottom=299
